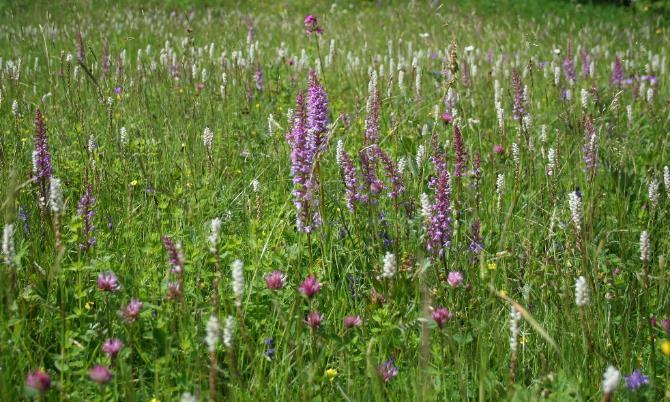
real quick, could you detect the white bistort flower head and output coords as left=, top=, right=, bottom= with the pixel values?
left=602, top=365, right=621, bottom=394
left=575, top=276, right=589, bottom=307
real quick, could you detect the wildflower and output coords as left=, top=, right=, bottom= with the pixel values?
left=264, top=271, right=286, bottom=290
left=78, top=185, right=96, bottom=250
left=33, top=109, right=52, bottom=208
left=222, top=315, right=234, bottom=348
left=339, top=151, right=365, bottom=211
left=441, top=112, right=453, bottom=125
left=568, top=191, right=582, bottom=230
left=582, top=118, right=598, bottom=172
left=231, top=260, right=244, bottom=307
left=49, top=178, right=64, bottom=213
left=180, top=393, right=197, bottom=402
left=432, top=307, right=453, bottom=328
left=343, top=315, right=363, bottom=328
left=2, top=224, right=15, bottom=266
left=640, top=231, right=650, bottom=262
left=493, top=144, right=505, bottom=155
left=375, top=146, right=405, bottom=199
left=325, top=368, right=337, bottom=381
left=447, top=271, right=463, bottom=287
left=664, top=166, right=670, bottom=195
left=511, top=69, right=525, bottom=120
left=162, top=236, right=185, bottom=274
left=205, top=315, right=219, bottom=352
left=487, top=262, right=497, bottom=270
left=416, top=145, right=425, bottom=167
left=648, top=178, right=659, bottom=208
left=120, top=298, right=143, bottom=324
left=25, top=369, right=51, bottom=394
left=299, top=275, right=321, bottom=298
left=611, top=56, right=624, bottom=87
left=452, top=124, right=467, bottom=178
left=547, top=148, right=556, bottom=177
left=97, top=272, right=120, bottom=292
left=377, top=358, right=398, bottom=382
left=602, top=365, right=621, bottom=395
left=89, top=365, right=112, bottom=385
left=264, top=338, right=275, bottom=359
left=305, top=311, right=323, bottom=329
left=203, top=126, right=213, bottom=151
left=12, top=100, right=19, bottom=117
left=307, top=70, right=329, bottom=152
left=102, top=338, right=124, bottom=359
left=426, top=158, right=452, bottom=257
left=304, top=15, right=323, bottom=35
left=208, top=218, right=222, bottom=254
left=254, top=65, right=264, bottom=91
left=624, top=370, right=649, bottom=390
left=661, top=340, right=670, bottom=357
left=509, top=306, right=522, bottom=352
left=381, top=252, right=396, bottom=279
left=575, top=276, right=589, bottom=307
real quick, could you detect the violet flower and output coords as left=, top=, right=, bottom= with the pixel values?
left=33, top=109, right=52, bottom=209
left=452, top=124, right=467, bottom=178
left=377, top=358, right=398, bottom=382
left=447, top=271, right=463, bottom=287
left=25, top=369, right=51, bottom=393
left=343, top=315, right=362, bottom=328
left=611, top=56, right=624, bottom=87
left=97, top=271, right=120, bottom=292
left=102, top=338, right=124, bottom=359
left=306, top=69, right=329, bottom=153
left=375, top=146, right=405, bottom=199
left=624, top=370, right=649, bottom=390
left=511, top=69, right=525, bottom=120
left=432, top=307, right=453, bottom=328
left=304, top=15, right=323, bottom=35
left=305, top=311, right=323, bottom=329
left=89, top=365, right=112, bottom=384
left=298, top=276, right=321, bottom=299
left=265, top=271, right=286, bottom=290
left=120, top=298, right=143, bottom=324
left=338, top=150, right=366, bottom=211
left=162, top=235, right=185, bottom=274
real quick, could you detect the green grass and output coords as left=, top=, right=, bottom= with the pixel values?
left=0, top=0, right=669, bottom=401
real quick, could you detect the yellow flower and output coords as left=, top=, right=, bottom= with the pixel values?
left=500, top=289, right=507, bottom=297
left=325, top=368, right=337, bottom=381
left=661, top=340, right=670, bottom=357
left=130, top=180, right=138, bottom=187
left=150, top=398, right=159, bottom=402
left=85, top=301, right=94, bottom=310
left=487, top=262, right=497, bottom=270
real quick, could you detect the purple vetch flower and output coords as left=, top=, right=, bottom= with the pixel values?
left=624, top=370, right=649, bottom=390
left=119, top=298, right=143, bottom=324
left=264, top=271, right=286, bottom=290
left=89, top=365, right=112, bottom=384
left=432, top=307, right=453, bottom=328
left=447, top=271, right=463, bottom=287
left=375, top=146, right=405, bottom=199
left=298, top=275, right=321, bottom=299
left=254, top=65, right=264, bottom=92
left=511, top=69, right=525, bottom=120
left=77, top=185, right=96, bottom=250
left=286, top=92, right=321, bottom=233
left=306, top=69, right=330, bottom=153
left=304, top=15, right=323, bottom=35
left=377, top=358, right=398, bottom=382
left=25, top=369, right=51, bottom=393
left=611, top=56, right=624, bottom=87
left=305, top=311, right=323, bottom=329
left=343, top=315, right=362, bottom=328
left=101, top=338, right=124, bottom=359
left=162, top=235, right=185, bottom=274
left=33, top=109, right=52, bottom=208
left=97, top=271, right=120, bottom=292
left=452, top=124, right=467, bottom=178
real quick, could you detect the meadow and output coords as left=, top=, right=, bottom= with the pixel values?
left=1, top=0, right=669, bottom=400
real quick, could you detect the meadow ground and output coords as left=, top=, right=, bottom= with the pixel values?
left=1, top=0, right=669, bottom=400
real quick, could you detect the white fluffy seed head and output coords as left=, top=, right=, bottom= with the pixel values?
left=640, top=231, right=650, bottom=262
left=420, top=193, right=432, bottom=221
left=416, top=145, right=425, bottom=167
left=602, top=365, right=621, bottom=394
left=381, top=252, right=396, bottom=279
left=509, top=306, right=522, bottom=352
left=49, top=177, right=64, bottom=213
left=496, top=174, right=505, bottom=195
left=568, top=191, right=582, bottom=230
left=336, top=139, right=344, bottom=166
left=222, top=315, right=235, bottom=348
left=575, top=276, right=589, bottom=307
left=208, top=218, right=222, bottom=253
left=231, top=260, right=244, bottom=306
left=2, top=224, right=15, bottom=263
left=648, top=178, right=659, bottom=207
left=120, top=126, right=128, bottom=146
left=203, top=126, right=214, bottom=150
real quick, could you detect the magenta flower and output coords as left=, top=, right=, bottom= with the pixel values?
left=119, top=298, right=143, bottom=324
left=298, top=276, right=322, bottom=299
left=97, top=271, right=120, bottom=292
left=265, top=271, right=286, bottom=290
left=441, top=112, right=453, bottom=124
left=343, top=315, right=362, bottom=328
left=493, top=144, right=505, bottom=155
left=662, top=318, right=670, bottom=335
left=304, top=15, right=323, bottom=35
left=432, top=307, right=453, bottom=328
left=89, top=365, right=112, bottom=384
left=102, top=338, right=124, bottom=359
left=25, top=369, right=51, bottom=393
left=162, top=235, right=185, bottom=274
left=305, top=311, right=323, bottom=329
left=447, top=271, right=463, bottom=288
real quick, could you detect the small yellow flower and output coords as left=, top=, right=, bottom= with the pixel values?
left=130, top=180, right=138, bottom=187
left=85, top=301, right=94, bottom=310
left=325, top=368, right=337, bottom=381
left=487, top=262, right=497, bottom=270
left=255, top=103, right=260, bottom=109
left=661, top=340, right=670, bottom=357
left=150, top=398, right=159, bottom=402
left=500, top=289, right=507, bottom=297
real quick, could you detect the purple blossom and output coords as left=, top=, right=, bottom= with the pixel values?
left=77, top=185, right=96, bottom=250
left=452, top=124, right=467, bottom=178
left=305, top=311, right=323, bottom=329
left=304, top=15, right=323, bottom=35
left=469, top=219, right=483, bottom=254
left=343, top=315, right=363, bottom=328
left=624, top=370, right=649, bottom=390
left=162, top=235, right=185, bottom=274
left=377, top=358, right=398, bottom=382
left=25, top=369, right=51, bottom=393
left=119, top=298, right=143, bottom=324
left=359, top=148, right=383, bottom=197
left=441, top=112, right=453, bottom=125
left=298, top=276, right=321, bottom=299
left=447, top=271, right=463, bottom=287
left=425, top=154, right=452, bottom=257
left=375, top=146, right=405, bottom=199
left=364, top=86, right=380, bottom=145
left=102, top=338, right=124, bottom=359
left=264, top=271, right=286, bottom=290
left=89, top=365, right=112, bottom=385
left=611, top=56, right=624, bottom=87
left=563, top=56, right=576, bottom=83
left=432, top=307, right=453, bottom=328
left=306, top=70, right=330, bottom=153
left=254, top=65, right=264, bottom=92
left=511, top=69, right=525, bottom=120
left=97, top=271, right=120, bottom=292
left=582, top=118, right=598, bottom=172
left=580, top=49, right=591, bottom=77
left=114, top=86, right=122, bottom=95
left=33, top=109, right=52, bottom=208
left=338, top=151, right=367, bottom=211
